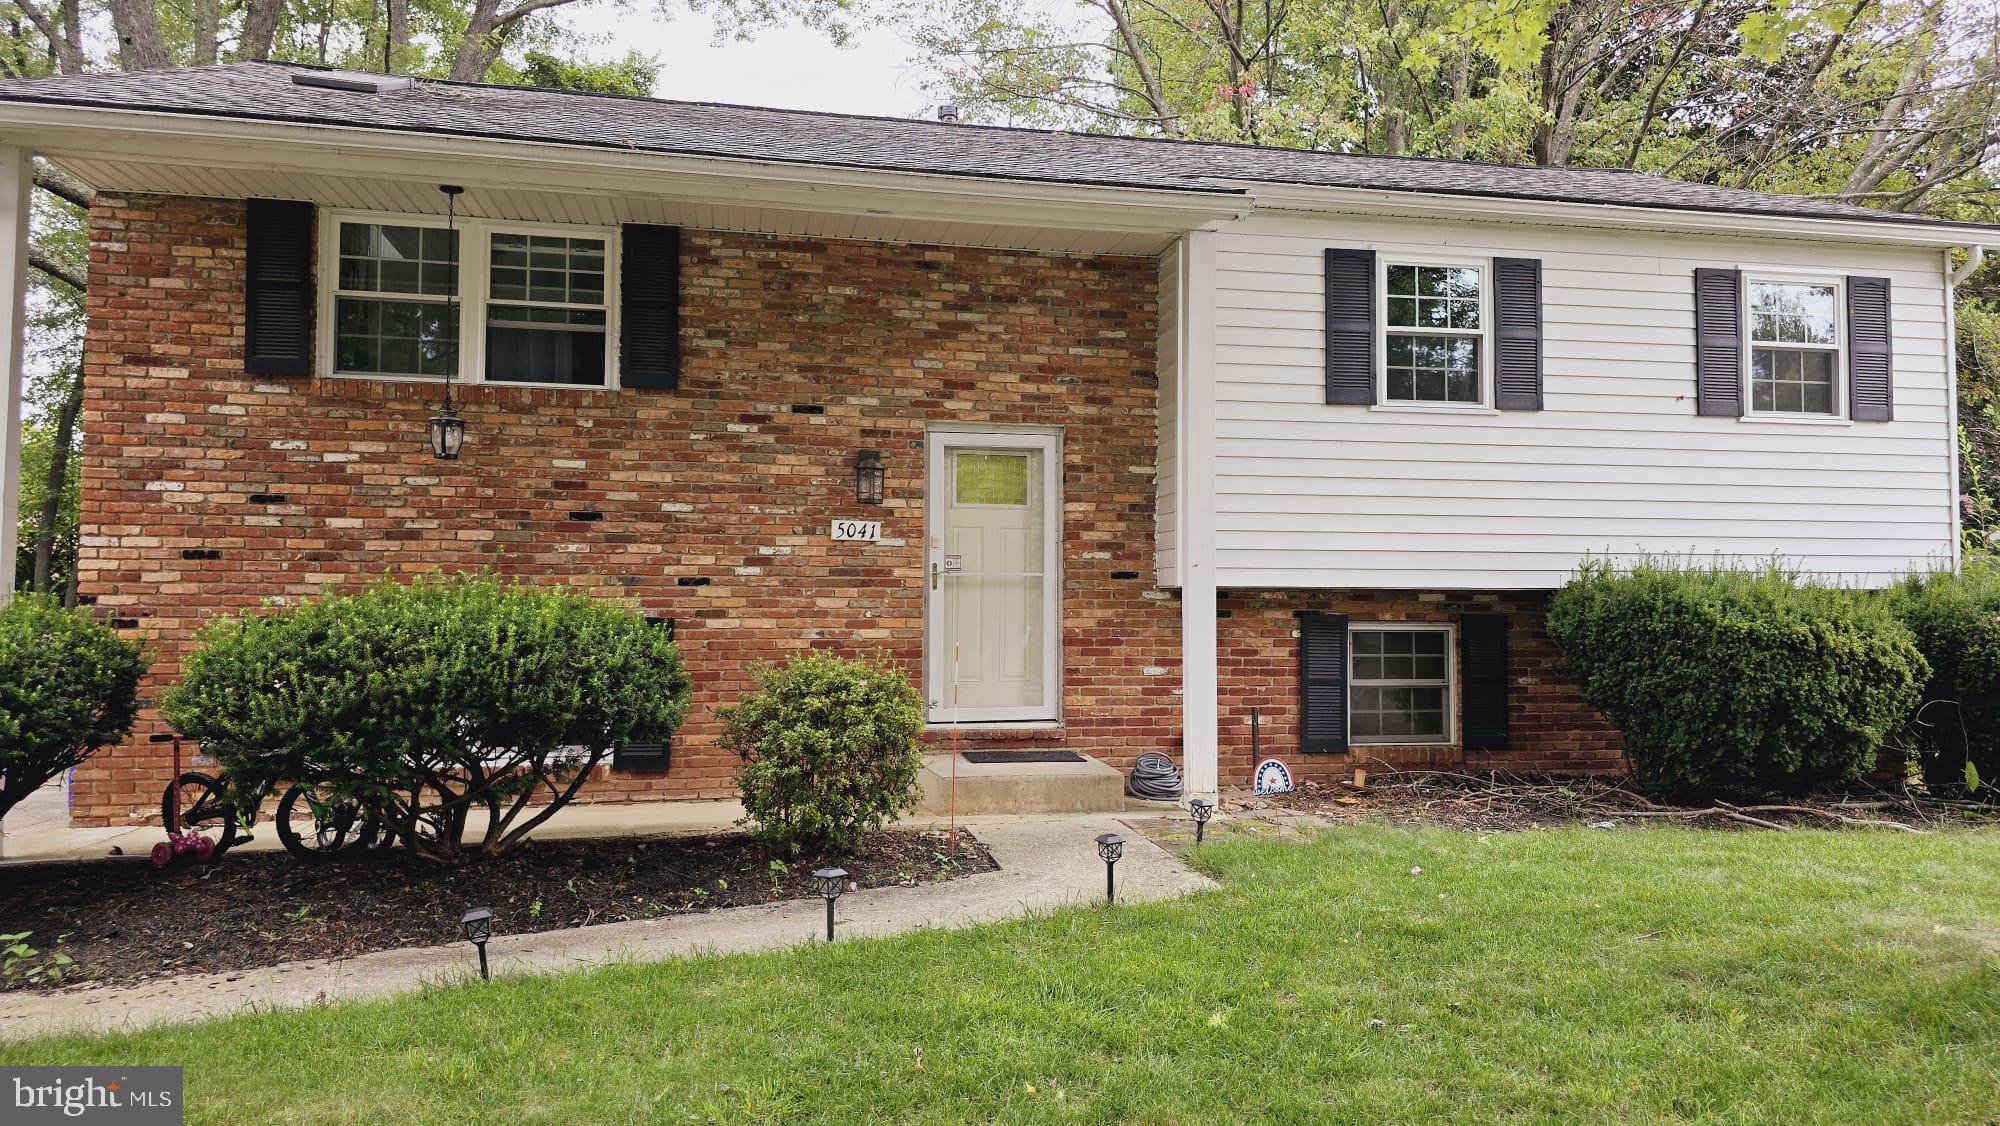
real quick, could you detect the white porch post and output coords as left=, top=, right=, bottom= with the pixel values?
left=1179, top=229, right=1220, bottom=797
left=0, top=145, right=25, bottom=856
left=0, top=145, right=31, bottom=603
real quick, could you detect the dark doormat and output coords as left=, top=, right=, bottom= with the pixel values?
left=960, top=750, right=1087, bottom=764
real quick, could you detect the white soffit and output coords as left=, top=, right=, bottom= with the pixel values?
left=51, top=157, right=1188, bottom=256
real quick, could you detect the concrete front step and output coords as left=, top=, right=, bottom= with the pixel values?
left=915, top=752, right=1175, bottom=815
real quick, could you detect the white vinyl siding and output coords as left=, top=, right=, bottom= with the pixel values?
left=1206, top=212, right=1955, bottom=589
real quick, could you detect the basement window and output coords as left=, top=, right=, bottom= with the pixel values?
left=1347, top=624, right=1455, bottom=745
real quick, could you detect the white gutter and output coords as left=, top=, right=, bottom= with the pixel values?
left=1235, top=181, right=2000, bottom=249
left=1949, top=244, right=1987, bottom=285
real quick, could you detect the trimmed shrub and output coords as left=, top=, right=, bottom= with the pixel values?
left=162, top=574, right=689, bottom=862
left=0, top=594, right=145, bottom=821
left=1883, top=563, right=2000, bottom=790
left=1547, top=560, right=1925, bottom=800
left=723, top=653, right=926, bottom=858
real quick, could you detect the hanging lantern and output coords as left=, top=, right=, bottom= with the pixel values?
left=429, top=184, right=466, bottom=461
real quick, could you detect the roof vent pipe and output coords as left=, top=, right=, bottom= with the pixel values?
left=937, top=104, right=960, bottom=123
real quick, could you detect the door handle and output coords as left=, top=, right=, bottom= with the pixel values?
left=932, top=563, right=940, bottom=590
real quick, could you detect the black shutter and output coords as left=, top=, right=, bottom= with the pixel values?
left=1299, top=612, right=1349, bottom=754
left=1493, top=257, right=1543, bottom=410
left=1460, top=614, right=1510, bottom=752
left=1847, top=275, right=1893, bottom=421
left=1324, top=248, right=1375, bottom=404
left=1693, top=267, right=1743, bottom=416
left=244, top=199, right=315, bottom=376
left=620, top=224, right=680, bottom=390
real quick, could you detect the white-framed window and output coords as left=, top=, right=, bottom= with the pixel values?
left=1348, top=623, right=1455, bottom=745
left=1746, top=277, right=1842, bottom=417
left=319, top=211, right=619, bottom=389
left=1382, top=261, right=1487, bottom=406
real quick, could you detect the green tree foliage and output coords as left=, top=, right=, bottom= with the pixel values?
left=161, top=574, right=690, bottom=862
left=509, top=48, right=660, bottom=93
left=895, top=0, right=2000, bottom=219
left=1883, top=563, right=2000, bottom=790
left=1548, top=560, right=1926, bottom=800
left=722, top=652, right=926, bottom=857
left=0, top=593, right=146, bottom=820
left=1958, top=254, right=2000, bottom=556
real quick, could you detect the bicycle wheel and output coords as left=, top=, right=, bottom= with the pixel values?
left=275, top=783, right=382, bottom=862
left=160, top=771, right=242, bottom=855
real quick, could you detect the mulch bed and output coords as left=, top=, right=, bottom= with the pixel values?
left=0, top=829, right=996, bottom=993
left=1236, top=773, right=2000, bottom=834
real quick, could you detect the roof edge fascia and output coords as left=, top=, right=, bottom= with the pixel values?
left=0, top=102, right=1256, bottom=234
left=1233, top=180, right=2000, bottom=248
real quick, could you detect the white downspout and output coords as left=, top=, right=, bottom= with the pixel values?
left=1945, top=245, right=1986, bottom=571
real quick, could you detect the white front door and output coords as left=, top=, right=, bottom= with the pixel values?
left=926, top=429, right=1061, bottom=723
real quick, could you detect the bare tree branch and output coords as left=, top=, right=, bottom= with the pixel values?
left=30, top=246, right=84, bottom=291
left=33, top=162, right=92, bottom=210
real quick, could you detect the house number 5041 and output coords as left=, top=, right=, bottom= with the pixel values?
left=830, top=519, right=883, bottom=542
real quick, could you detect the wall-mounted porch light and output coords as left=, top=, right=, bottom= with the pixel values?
left=429, top=184, right=466, bottom=461
left=854, top=449, right=886, bottom=504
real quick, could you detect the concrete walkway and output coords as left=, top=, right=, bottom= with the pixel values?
left=0, top=779, right=754, bottom=863
left=0, top=812, right=1214, bottom=1044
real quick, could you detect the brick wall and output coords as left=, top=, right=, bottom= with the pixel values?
left=1213, top=590, right=1624, bottom=788
left=71, top=193, right=1182, bottom=825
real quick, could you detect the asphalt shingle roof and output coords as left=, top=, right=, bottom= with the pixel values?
left=0, top=61, right=1990, bottom=231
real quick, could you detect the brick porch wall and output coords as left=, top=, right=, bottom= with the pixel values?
left=1213, top=590, right=1624, bottom=789
left=70, top=192, right=1182, bottom=825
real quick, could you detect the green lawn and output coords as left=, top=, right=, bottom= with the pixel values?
left=10, top=825, right=2000, bottom=1123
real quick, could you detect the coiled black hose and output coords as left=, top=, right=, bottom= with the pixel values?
left=1125, top=751, right=1185, bottom=801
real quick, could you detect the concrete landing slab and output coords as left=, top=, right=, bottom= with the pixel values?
left=916, top=753, right=1129, bottom=815
left=0, top=812, right=1214, bottom=1044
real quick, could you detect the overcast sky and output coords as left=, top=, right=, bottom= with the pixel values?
left=561, top=6, right=939, bottom=119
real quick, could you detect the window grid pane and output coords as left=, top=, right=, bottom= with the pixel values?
left=1385, top=264, right=1482, bottom=404
left=335, top=297, right=459, bottom=377
left=483, top=233, right=610, bottom=387
left=337, top=223, right=456, bottom=298
left=1349, top=628, right=1451, bottom=744
left=490, top=233, right=606, bottom=307
left=1749, top=282, right=1836, bottom=345
left=1750, top=346, right=1835, bottom=415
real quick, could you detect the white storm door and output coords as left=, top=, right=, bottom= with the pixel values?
left=926, top=430, right=1061, bottom=723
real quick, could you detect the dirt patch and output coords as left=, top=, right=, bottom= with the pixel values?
left=0, top=829, right=995, bottom=993
left=1225, top=773, right=2000, bottom=834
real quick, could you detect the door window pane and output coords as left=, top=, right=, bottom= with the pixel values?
left=954, top=452, right=1031, bottom=506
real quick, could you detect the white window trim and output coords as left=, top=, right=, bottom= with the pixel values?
left=1376, top=256, right=1493, bottom=410
left=317, top=208, right=622, bottom=391
left=1347, top=622, right=1458, bottom=747
left=1741, top=272, right=1844, bottom=421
